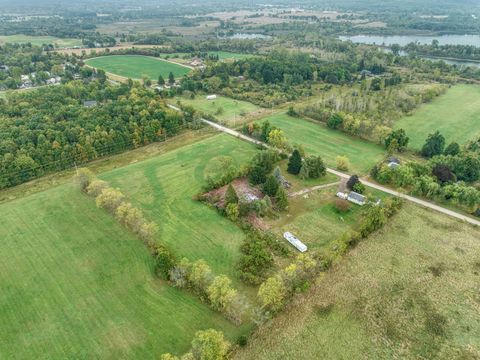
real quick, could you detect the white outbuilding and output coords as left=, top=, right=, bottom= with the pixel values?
left=206, top=94, right=217, bottom=100
left=283, top=232, right=307, bottom=253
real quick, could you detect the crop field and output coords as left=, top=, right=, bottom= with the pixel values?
left=0, top=35, right=82, bottom=47
left=0, top=183, right=247, bottom=359
left=395, top=84, right=480, bottom=149
left=174, top=95, right=264, bottom=126
left=101, top=133, right=258, bottom=279
left=259, top=113, right=386, bottom=174
left=85, top=55, right=192, bottom=80
left=235, top=203, right=480, bottom=359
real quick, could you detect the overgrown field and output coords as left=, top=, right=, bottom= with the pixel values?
left=0, top=35, right=82, bottom=47
left=174, top=95, right=264, bottom=126
left=0, top=184, right=246, bottom=359
left=101, top=133, right=258, bottom=280
left=259, top=113, right=386, bottom=174
left=395, top=84, right=480, bottom=149
left=234, top=204, right=480, bottom=359
left=85, top=55, right=191, bottom=80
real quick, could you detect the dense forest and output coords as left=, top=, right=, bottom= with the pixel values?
left=0, top=81, right=192, bottom=188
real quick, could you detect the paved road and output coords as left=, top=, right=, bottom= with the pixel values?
left=168, top=104, right=480, bottom=227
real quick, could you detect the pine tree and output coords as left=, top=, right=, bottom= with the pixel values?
left=158, top=74, right=165, bottom=86
left=249, top=165, right=267, bottom=185
left=225, top=184, right=239, bottom=205
left=287, top=149, right=302, bottom=175
left=263, top=175, right=279, bottom=197
left=275, top=186, right=288, bottom=211
left=168, top=72, right=175, bottom=85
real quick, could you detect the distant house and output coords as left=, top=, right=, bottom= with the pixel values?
left=206, top=94, right=217, bottom=100
left=83, top=100, right=97, bottom=108
left=347, top=191, right=367, bottom=206
left=386, top=156, right=401, bottom=169
left=46, top=76, right=61, bottom=85
left=284, top=232, right=307, bottom=253
left=190, top=58, right=203, bottom=67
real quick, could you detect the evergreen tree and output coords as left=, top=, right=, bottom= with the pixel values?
left=287, top=149, right=302, bottom=175
left=263, top=175, right=279, bottom=197
left=225, top=184, right=239, bottom=205
left=158, top=74, right=165, bottom=86
left=168, top=72, right=175, bottom=85
left=249, top=165, right=267, bottom=185
left=275, top=186, right=288, bottom=211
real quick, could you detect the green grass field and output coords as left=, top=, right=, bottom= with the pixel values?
left=85, top=55, right=192, bottom=80
left=0, top=35, right=81, bottom=48
left=209, top=51, right=253, bottom=60
left=101, top=134, right=258, bottom=279
left=395, top=84, right=480, bottom=149
left=0, top=184, right=246, bottom=359
left=174, top=95, right=263, bottom=126
left=260, top=113, right=386, bottom=174
left=235, top=204, right=480, bottom=359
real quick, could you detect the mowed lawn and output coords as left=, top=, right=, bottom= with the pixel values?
left=85, top=55, right=191, bottom=80
left=174, top=95, right=263, bottom=126
left=261, top=113, right=385, bottom=174
left=0, top=35, right=82, bottom=47
left=266, top=187, right=363, bottom=250
left=0, top=184, right=246, bottom=359
left=102, top=134, right=258, bottom=279
left=395, top=84, right=480, bottom=149
left=235, top=204, right=480, bottom=359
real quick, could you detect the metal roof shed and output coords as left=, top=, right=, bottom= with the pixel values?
left=283, top=232, right=308, bottom=253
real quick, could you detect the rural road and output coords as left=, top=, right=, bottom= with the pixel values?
left=168, top=104, right=480, bottom=227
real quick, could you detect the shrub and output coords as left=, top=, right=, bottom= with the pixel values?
left=275, top=186, right=288, bottom=211
left=327, top=112, right=343, bottom=129
left=249, top=164, right=267, bottom=185
left=76, top=168, right=95, bottom=191
left=444, top=142, right=460, bottom=156
left=263, top=175, right=279, bottom=197
left=226, top=203, right=240, bottom=221
left=352, top=182, right=366, bottom=194
left=154, top=244, right=177, bottom=280
left=336, top=155, right=350, bottom=171
left=334, top=198, right=351, bottom=213
left=95, top=187, right=125, bottom=213
left=303, top=155, right=326, bottom=179
left=287, top=149, right=302, bottom=175
left=432, top=164, right=456, bottom=184
left=225, top=184, right=238, bottom=205
left=347, top=175, right=360, bottom=190
left=238, top=233, right=274, bottom=285
left=237, top=335, right=248, bottom=347
left=86, top=179, right=108, bottom=197
left=421, top=131, right=445, bottom=158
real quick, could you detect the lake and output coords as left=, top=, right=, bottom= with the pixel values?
left=219, top=33, right=272, bottom=40
left=339, top=34, right=480, bottom=47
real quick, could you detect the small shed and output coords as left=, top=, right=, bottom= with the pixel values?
left=347, top=191, right=366, bottom=206
left=206, top=94, right=217, bottom=100
left=83, top=100, right=97, bottom=108
left=283, top=232, right=307, bottom=253
left=336, top=192, right=348, bottom=200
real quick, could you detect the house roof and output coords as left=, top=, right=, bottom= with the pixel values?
left=83, top=100, right=97, bottom=107
left=348, top=191, right=366, bottom=203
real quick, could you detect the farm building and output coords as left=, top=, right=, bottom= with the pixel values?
left=190, top=58, right=203, bottom=67
left=347, top=191, right=367, bottom=206
left=283, top=232, right=307, bottom=252
left=387, top=156, right=401, bottom=169
left=206, top=94, right=217, bottom=100
left=336, top=192, right=348, bottom=200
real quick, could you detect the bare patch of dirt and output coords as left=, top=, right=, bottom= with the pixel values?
left=202, top=177, right=263, bottom=208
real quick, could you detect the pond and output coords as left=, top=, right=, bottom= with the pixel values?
left=219, top=33, right=272, bottom=40
left=339, top=34, right=480, bottom=47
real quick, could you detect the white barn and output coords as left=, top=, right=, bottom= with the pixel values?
left=283, top=232, right=307, bottom=253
